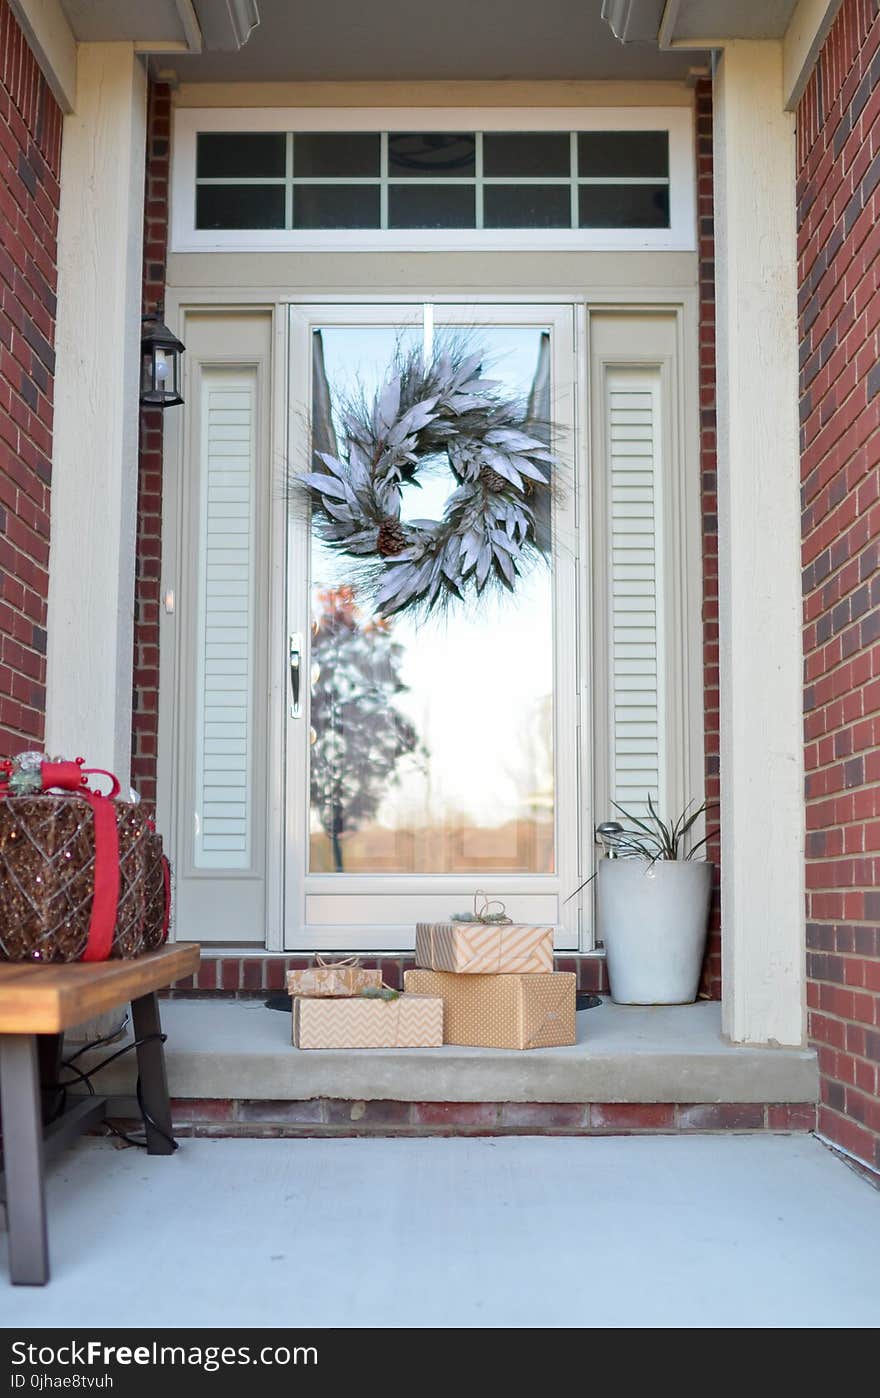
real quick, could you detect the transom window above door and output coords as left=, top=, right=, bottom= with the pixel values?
left=194, top=129, right=671, bottom=232
left=171, top=108, right=696, bottom=251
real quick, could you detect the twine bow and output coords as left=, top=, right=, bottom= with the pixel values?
left=472, top=889, right=512, bottom=925
left=315, top=952, right=360, bottom=969
left=449, top=889, right=513, bottom=925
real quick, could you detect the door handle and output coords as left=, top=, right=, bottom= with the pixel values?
left=289, top=632, right=302, bottom=718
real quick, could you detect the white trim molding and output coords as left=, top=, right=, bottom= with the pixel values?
left=783, top=0, right=844, bottom=110
left=714, top=41, right=805, bottom=1048
left=8, top=0, right=77, bottom=113
left=170, top=106, right=696, bottom=255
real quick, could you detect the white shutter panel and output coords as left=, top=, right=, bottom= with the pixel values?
left=606, top=370, right=664, bottom=815
left=194, top=374, right=256, bottom=869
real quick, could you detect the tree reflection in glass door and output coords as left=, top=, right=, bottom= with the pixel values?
left=308, top=321, right=555, bottom=875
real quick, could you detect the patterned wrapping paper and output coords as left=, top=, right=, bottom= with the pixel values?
left=286, top=962, right=382, bottom=998
left=404, top=969, right=576, bottom=1050
left=415, top=921, right=554, bottom=974
left=292, top=993, right=444, bottom=1049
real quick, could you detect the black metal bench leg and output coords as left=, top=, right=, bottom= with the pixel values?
left=38, top=1033, right=64, bottom=1125
left=130, top=992, right=174, bottom=1155
left=0, top=1035, right=49, bottom=1285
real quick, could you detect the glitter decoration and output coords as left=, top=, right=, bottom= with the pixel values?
left=0, top=794, right=171, bottom=962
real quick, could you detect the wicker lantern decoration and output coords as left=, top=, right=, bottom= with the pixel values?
left=0, top=755, right=171, bottom=963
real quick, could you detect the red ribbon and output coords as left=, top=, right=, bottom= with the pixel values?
left=79, top=789, right=120, bottom=961
left=37, top=761, right=122, bottom=962
left=39, top=759, right=88, bottom=792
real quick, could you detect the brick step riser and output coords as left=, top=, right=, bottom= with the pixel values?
left=171, top=955, right=614, bottom=996
left=105, top=1099, right=818, bottom=1139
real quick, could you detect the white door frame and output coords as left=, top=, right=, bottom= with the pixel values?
left=157, top=287, right=702, bottom=955
left=283, top=300, right=590, bottom=951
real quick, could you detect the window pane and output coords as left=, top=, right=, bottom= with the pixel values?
left=578, top=183, right=669, bottom=229
left=294, top=133, right=380, bottom=177
left=293, top=185, right=380, bottom=229
left=578, top=131, right=669, bottom=178
left=196, top=183, right=285, bottom=230
left=309, top=323, right=555, bottom=875
left=388, top=184, right=475, bottom=228
left=197, top=133, right=286, bottom=179
left=483, top=132, right=570, bottom=177
left=388, top=133, right=475, bottom=177
left=484, top=184, right=571, bottom=228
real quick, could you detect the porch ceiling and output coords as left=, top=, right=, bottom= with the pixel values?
left=164, top=0, right=710, bottom=84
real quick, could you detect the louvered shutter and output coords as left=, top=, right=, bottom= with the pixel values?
left=606, top=369, right=664, bottom=815
left=194, top=373, right=256, bottom=869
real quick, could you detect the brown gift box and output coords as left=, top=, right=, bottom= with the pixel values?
left=292, top=993, right=444, bottom=1049
left=286, top=956, right=382, bottom=999
left=415, top=921, right=554, bottom=974
left=404, top=969, right=576, bottom=1050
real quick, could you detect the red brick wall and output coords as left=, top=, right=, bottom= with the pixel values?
left=0, top=0, right=62, bottom=754
left=131, top=83, right=171, bottom=810
left=696, top=76, right=721, bottom=998
left=797, top=0, right=880, bottom=1173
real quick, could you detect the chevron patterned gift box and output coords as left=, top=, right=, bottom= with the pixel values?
left=292, top=992, right=444, bottom=1049
left=404, top=969, right=576, bottom=1050
left=415, top=921, right=554, bottom=974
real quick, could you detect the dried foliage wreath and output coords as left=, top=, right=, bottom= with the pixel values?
left=296, top=343, right=557, bottom=618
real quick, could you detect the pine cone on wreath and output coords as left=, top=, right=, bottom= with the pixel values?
left=377, top=518, right=409, bottom=556
left=480, top=466, right=509, bottom=493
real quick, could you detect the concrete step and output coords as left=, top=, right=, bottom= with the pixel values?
left=73, top=996, right=818, bottom=1109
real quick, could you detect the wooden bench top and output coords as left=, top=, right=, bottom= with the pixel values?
left=0, top=944, right=200, bottom=1034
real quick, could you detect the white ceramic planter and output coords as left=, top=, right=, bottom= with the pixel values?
left=597, top=858, right=713, bottom=1005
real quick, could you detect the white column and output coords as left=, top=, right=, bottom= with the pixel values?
left=714, top=41, right=805, bottom=1046
left=46, top=44, right=147, bottom=779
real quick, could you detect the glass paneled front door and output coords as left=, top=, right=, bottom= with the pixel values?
left=285, top=304, right=584, bottom=949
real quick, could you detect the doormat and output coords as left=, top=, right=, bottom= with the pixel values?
left=266, top=992, right=603, bottom=1013
left=265, top=994, right=293, bottom=1012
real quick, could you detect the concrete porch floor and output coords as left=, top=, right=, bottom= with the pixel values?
left=78, top=997, right=818, bottom=1104
left=2, top=1135, right=878, bottom=1327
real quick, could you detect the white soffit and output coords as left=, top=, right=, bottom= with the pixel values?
left=59, top=0, right=201, bottom=48
left=664, top=0, right=800, bottom=42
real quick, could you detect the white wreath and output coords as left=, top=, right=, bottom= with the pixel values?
left=296, top=343, right=557, bottom=617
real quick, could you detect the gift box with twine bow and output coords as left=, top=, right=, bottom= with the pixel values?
left=286, top=954, right=382, bottom=999
left=415, top=892, right=554, bottom=975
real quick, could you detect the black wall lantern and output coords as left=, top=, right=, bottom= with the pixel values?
left=140, top=313, right=185, bottom=408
